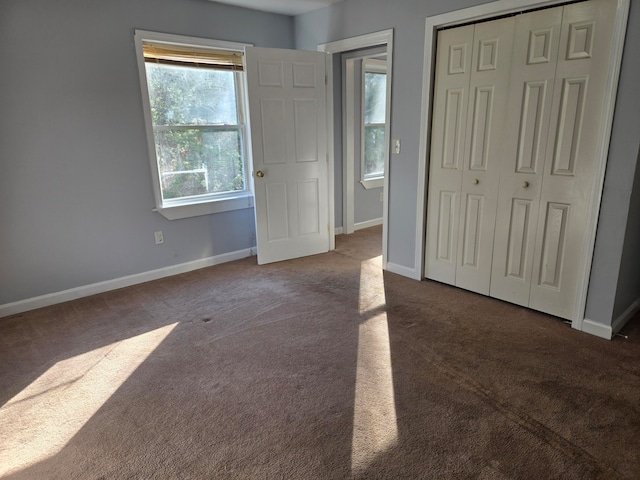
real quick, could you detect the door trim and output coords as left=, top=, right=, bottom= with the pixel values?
left=415, top=0, right=630, bottom=329
left=319, top=29, right=394, bottom=269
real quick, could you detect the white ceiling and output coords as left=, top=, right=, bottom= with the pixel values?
left=210, top=0, right=344, bottom=16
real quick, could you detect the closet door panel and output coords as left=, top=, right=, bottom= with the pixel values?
left=490, top=6, right=563, bottom=305
left=529, top=0, right=616, bottom=319
left=426, top=0, right=617, bottom=322
left=456, top=16, right=515, bottom=295
left=425, top=25, right=474, bottom=285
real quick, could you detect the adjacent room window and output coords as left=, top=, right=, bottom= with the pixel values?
left=361, top=58, right=388, bottom=187
left=135, top=31, right=252, bottom=219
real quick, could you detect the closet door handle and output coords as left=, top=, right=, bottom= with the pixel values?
left=472, top=179, right=479, bottom=185
left=522, top=181, right=530, bottom=188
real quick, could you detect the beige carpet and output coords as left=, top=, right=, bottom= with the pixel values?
left=1, top=226, right=639, bottom=479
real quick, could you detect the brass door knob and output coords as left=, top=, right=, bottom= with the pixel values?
left=256, top=170, right=265, bottom=178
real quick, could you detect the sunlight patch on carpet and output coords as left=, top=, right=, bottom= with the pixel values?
left=358, top=255, right=386, bottom=315
left=352, top=256, right=398, bottom=475
left=0, top=323, right=178, bottom=478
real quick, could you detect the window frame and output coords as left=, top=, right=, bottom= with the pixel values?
left=134, top=30, right=254, bottom=220
left=360, top=57, right=388, bottom=190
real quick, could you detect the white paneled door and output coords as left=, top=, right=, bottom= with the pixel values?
left=490, top=6, right=564, bottom=307
left=425, top=24, right=474, bottom=285
left=527, top=0, right=616, bottom=318
left=455, top=17, right=515, bottom=295
left=426, top=0, right=617, bottom=321
left=426, top=16, right=515, bottom=294
left=245, top=47, right=329, bottom=265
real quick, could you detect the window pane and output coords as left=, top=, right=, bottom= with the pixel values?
left=364, top=125, right=385, bottom=179
left=155, top=128, right=245, bottom=200
left=145, top=63, right=238, bottom=126
left=364, top=72, right=386, bottom=125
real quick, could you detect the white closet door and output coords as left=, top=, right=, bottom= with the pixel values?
left=490, top=7, right=563, bottom=305
left=529, top=0, right=616, bottom=318
left=426, top=0, right=617, bottom=322
left=425, top=25, right=474, bottom=285
left=455, top=16, right=515, bottom=294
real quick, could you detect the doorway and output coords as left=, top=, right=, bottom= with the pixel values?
left=319, top=29, right=394, bottom=269
left=342, top=46, right=388, bottom=235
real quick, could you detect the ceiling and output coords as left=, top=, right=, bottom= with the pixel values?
left=210, top=0, right=344, bottom=16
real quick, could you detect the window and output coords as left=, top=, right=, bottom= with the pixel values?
left=361, top=58, right=387, bottom=189
left=134, top=31, right=253, bottom=220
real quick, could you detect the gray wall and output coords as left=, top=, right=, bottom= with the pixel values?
left=295, top=0, right=640, bottom=328
left=0, top=0, right=293, bottom=305
left=612, top=146, right=640, bottom=321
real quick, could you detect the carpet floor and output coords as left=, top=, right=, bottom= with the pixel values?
left=1, top=226, right=639, bottom=479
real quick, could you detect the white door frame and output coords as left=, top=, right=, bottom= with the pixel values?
left=319, top=29, right=394, bottom=268
left=415, top=0, right=630, bottom=330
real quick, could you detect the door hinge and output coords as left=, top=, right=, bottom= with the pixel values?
left=325, top=75, right=328, bottom=86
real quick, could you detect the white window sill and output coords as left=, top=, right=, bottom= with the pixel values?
left=153, top=193, right=254, bottom=220
left=360, top=178, right=384, bottom=190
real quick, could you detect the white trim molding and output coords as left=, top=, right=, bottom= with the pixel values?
left=578, top=299, right=640, bottom=340
left=355, top=217, right=383, bottom=231
left=343, top=56, right=356, bottom=234
left=580, top=319, right=614, bottom=340
left=319, top=30, right=393, bottom=55
left=324, top=54, right=337, bottom=251
left=360, top=178, right=384, bottom=190
left=415, top=0, right=631, bottom=331
left=154, top=194, right=254, bottom=220
left=612, top=298, right=640, bottom=336
left=386, top=262, right=416, bottom=280
left=0, top=248, right=255, bottom=319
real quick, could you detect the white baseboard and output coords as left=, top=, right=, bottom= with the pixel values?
left=580, top=297, right=640, bottom=340
left=0, top=248, right=255, bottom=319
left=334, top=219, right=381, bottom=235
left=580, top=318, right=613, bottom=340
left=612, top=297, right=640, bottom=335
left=354, top=218, right=383, bottom=231
left=385, top=261, right=416, bottom=280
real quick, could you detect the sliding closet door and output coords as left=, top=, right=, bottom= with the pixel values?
left=455, top=17, right=515, bottom=294
left=425, top=25, right=474, bottom=285
left=490, top=7, right=563, bottom=305
left=529, top=0, right=616, bottom=318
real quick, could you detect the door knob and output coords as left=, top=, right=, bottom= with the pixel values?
left=256, top=170, right=264, bottom=178
left=522, top=181, right=530, bottom=188
left=473, top=179, right=479, bottom=185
